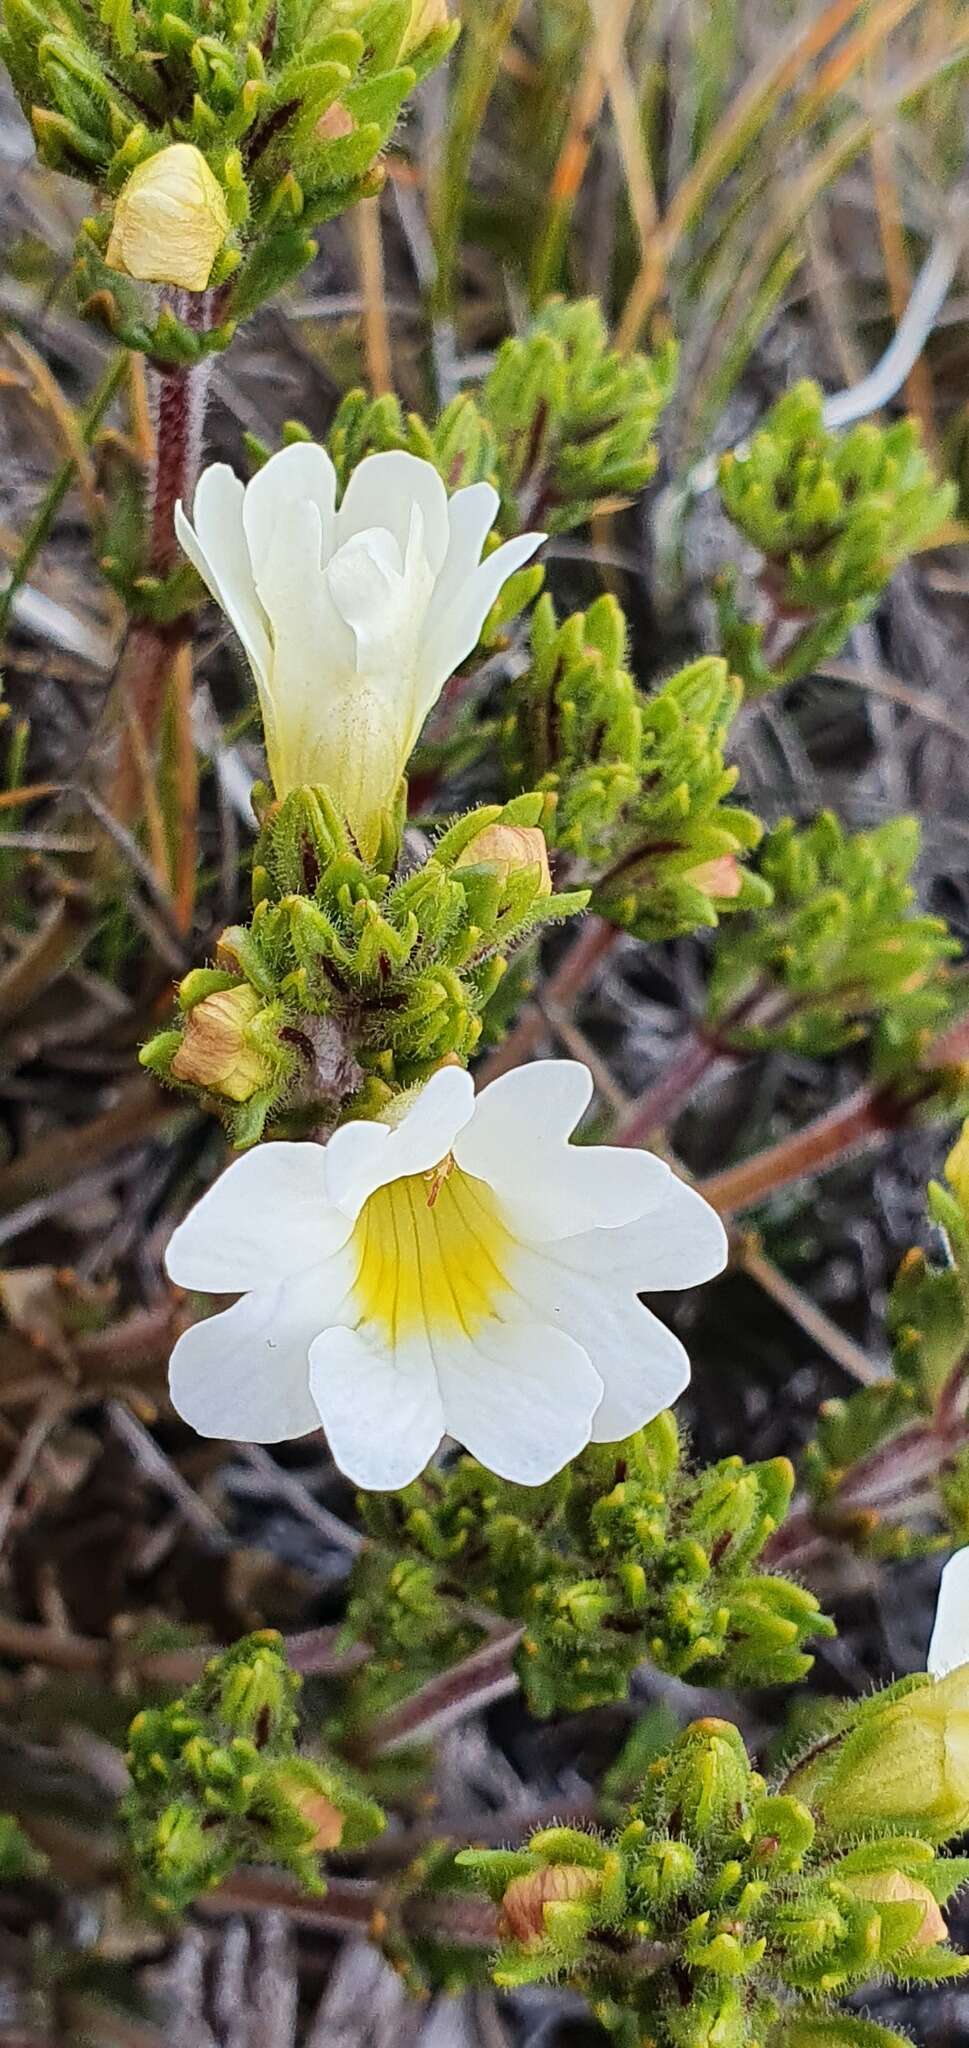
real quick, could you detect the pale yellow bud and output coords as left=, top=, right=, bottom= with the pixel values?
left=789, top=1667, right=969, bottom=1844
left=456, top=824, right=552, bottom=896
left=399, top=0, right=450, bottom=60
left=501, top=1865, right=598, bottom=1947
left=106, top=144, right=229, bottom=292
left=171, top=985, right=271, bottom=1103
left=685, top=855, right=744, bottom=901
left=841, top=1869, right=947, bottom=1949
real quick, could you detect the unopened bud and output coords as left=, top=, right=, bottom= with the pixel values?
left=502, top=1864, right=598, bottom=1946
left=314, top=103, right=355, bottom=143
left=272, top=1773, right=344, bottom=1851
left=788, top=1668, right=969, bottom=1844
left=685, top=855, right=743, bottom=900
left=456, top=823, right=552, bottom=895
left=106, top=144, right=229, bottom=291
left=171, top=985, right=271, bottom=1103
left=656, top=1718, right=753, bottom=1837
left=400, top=0, right=450, bottom=59
left=841, top=1868, right=947, bottom=1949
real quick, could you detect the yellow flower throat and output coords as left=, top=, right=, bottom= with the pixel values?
left=351, top=1158, right=515, bottom=1343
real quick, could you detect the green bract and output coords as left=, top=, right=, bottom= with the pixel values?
left=123, top=1630, right=384, bottom=1912
left=715, top=379, right=954, bottom=693
left=706, top=811, right=959, bottom=1056
left=483, top=297, right=677, bottom=534
left=460, top=1715, right=969, bottom=2038
left=797, top=1119, right=969, bottom=1561
left=343, top=1415, right=832, bottom=1725
left=502, top=597, right=768, bottom=939
left=141, top=786, right=587, bottom=1144
left=1, top=0, right=457, bottom=361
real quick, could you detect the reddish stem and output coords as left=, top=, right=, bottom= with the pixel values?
left=698, top=1083, right=909, bottom=1217
left=476, top=915, right=617, bottom=1086
left=614, top=1030, right=723, bottom=1147
left=361, top=1627, right=524, bottom=1755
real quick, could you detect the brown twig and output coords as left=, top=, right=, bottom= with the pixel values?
left=362, top=1627, right=524, bottom=1754
left=476, top=916, right=617, bottom=1086
left=698, top=1082, right=920, bottom=1217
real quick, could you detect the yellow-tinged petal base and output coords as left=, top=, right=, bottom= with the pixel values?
left=351, top=1161, right=515, bottom=1343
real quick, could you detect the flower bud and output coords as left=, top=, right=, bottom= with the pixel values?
left=399, top=0, right=450, bottom=60
left=787, top=1668, right=969, bottom=1843
left=684, top=855, right=744, bottom=900
left=106, top=144, right=229, bottom=292
left=456, top=823, right=552, bottom=895
left=314, top=103, right=355, bottom=143
left=839, top=1868, right=947, bottom=1949
left=171, top=985, right=272, bottom=1103
left=654, top=1718, right=754, bottom=1837
left=214, top=1631, right=297, bottom=1744
left=271, top=1772, right=345, bottom=1851
left=501, top=1864, right=599, bottom=1946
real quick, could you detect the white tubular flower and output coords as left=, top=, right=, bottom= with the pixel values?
left=174, top=446, right=544, bottom=857
left=927, top=1547, right=969, bottom=1675
left=165, top=1061, right=727, bottom=1491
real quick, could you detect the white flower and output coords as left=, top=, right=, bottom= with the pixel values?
left=175, top=446, right=544, bottom=857
left=165, top=1060, right=727, bottom=1491
left=928, top=1547, right=969, bottom=1676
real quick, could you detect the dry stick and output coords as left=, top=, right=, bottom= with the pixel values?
left=0, top=1613, right=361, bottom=1687
left=613, top=1029, right=725, bottom=1148
left=0, top=889, right=95, bottom=1033
left=204, top=1869, right=502, bottom=1948
left=530, top=0, right=639, bottom=303
left=736, top=1236, right=881, bottom=1387
left=0, top=1075, right=186, bottom=1214
left=701, top=1002, right=969, bottom=1218
left=476, top=915, right=617, bottom=1085
left=355, top=194, right=393, bottom=397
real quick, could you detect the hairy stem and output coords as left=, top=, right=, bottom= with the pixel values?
left=361, top=1627, right=524, bottom=1755
left=698, top=1082, right=914, bottom=1216
left=109, top=292, right=214, bottom=825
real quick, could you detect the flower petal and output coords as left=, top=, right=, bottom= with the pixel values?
left=418, top=530, right=545, bottom=716
left=454, top=1060, right=671, bottom=1241
left=165, top=1141, right=351, bottom=1294
left=242, top=442, right=337, bottom=581
left=564, top=1178, right=729, bottom=1292
left=176, top=466, right=272, bottom=688
left=928, top=1547, right=969, bottom=1675
left=169, top=1270, right=343, bottom=1443
left=325, top=1066, right=476, bottom=1220
left=428, top=481, right=500, bottom=624
left=507, top=1240, right=689, bottom=1443
left=251, top=497, right=357, bottom=790
left=436, top=1322, right=601, bottom=1484
left=336, top=452, right=451, bottom=576
left=308, top=1324, right=444, bottom=1489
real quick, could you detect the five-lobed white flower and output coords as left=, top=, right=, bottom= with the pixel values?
left=927, top=1546, right=969, bottom=1675
left=175, top=445, right=545, bottom=857
left=166, top=1060, right=728, bottom=1491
